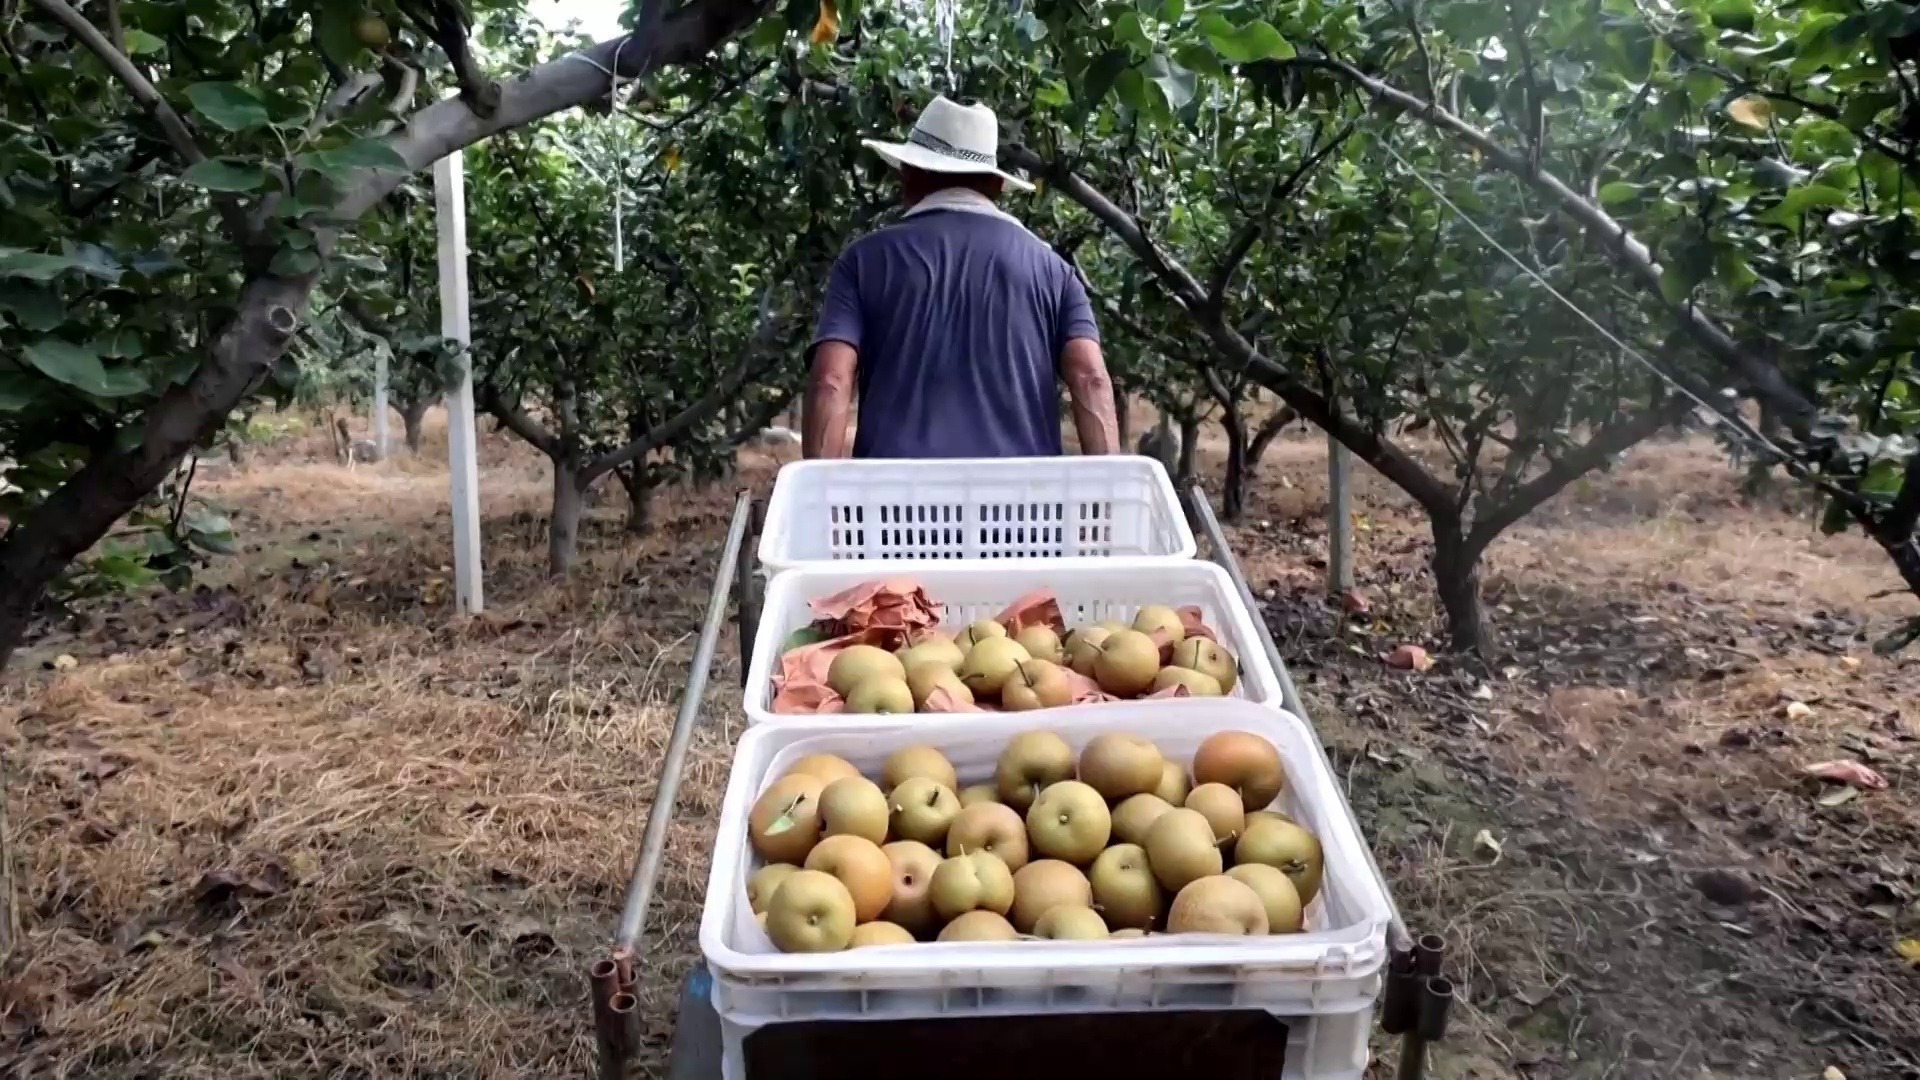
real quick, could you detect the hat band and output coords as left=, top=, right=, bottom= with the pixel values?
left=908, top=127, right=995, bottom=166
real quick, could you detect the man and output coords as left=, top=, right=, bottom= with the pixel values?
left=803, top=96, right=1120, bottom=459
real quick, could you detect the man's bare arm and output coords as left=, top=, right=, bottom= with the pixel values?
left=803, top=341, right=858, bottom=458
left=1061, top=338, right=1119, bottom=455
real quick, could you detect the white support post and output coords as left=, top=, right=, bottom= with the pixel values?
left=372, top=347, right=390, bottom=460
left=435, top=151, right=484, bottom=614
left=1327, top=435, right=1354, bottom=594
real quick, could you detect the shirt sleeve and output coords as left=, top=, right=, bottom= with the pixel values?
left=811, top=251, right=862, bottom=352
left=1057, top=265, right=1100, bottom=352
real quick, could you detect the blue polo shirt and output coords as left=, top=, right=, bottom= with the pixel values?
left=810, top=208, right=1101, bottom=459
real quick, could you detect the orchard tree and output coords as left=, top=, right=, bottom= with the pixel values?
left=0, top=0, right=779, bottom=669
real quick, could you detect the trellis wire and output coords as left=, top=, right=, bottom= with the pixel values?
left=1375, top=134, right=1808, bottom=474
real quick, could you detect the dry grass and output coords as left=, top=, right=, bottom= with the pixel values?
left=3, top=410, right=1915, bottom=1078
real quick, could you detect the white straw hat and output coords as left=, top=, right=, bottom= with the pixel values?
left=860, top=95, right=1035, bottom=192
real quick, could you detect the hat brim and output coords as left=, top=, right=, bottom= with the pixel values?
left=862, top=138, right=1036, bottom=192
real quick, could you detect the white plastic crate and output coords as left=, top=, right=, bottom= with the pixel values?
left=696, top=700, right=1393, bottom=1079
left=756, top=456, right=1196, bottom=574
left=742, top=559, right=1284, bottom=726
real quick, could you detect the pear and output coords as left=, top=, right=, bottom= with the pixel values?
left=1143, top=807, right=1222, bottom=892
left=946, top=801, right=1030, bottom=871
left=1131, top=605, right=1187, bottom=656
left=783, top=754, right=861, bottom=784
left=1013, top=624, right=1065, bottom=665
left=906, top=662, right=973, bottom=710
left=1025, top=780, right=1112, bottom=865
left=1151, top=759, right=1191, bottom=806
left=1089, top=843, right=1162, bottom=931
left=1109, top=927, right=1147, bottom=939
left=889, top=777, right=961, bottom=846
left=817, top=776, right=890, bottom=845
left=844, top=676, right=914, bottom=714
left=827, top=645, right=906, bottom=697
left=1033, top=905, right=1109, bottom=940
left=1166, top=874, right=1269, bottom=935
left=1184, top=782, right=1246, bottom=845
left=1150, top=666, right=1223, bottom=697
left=957, top=619, right=1008, bottom=650
left=1170, top=637, right=1238, bottom=694
left=1193, top=731, right=1287, bottom=810
left=959, top=637, right=1031, bottom=699
left=1234, top=816, right=1324, bottom=905
left=1111, top=793, right=1175, bottom=847
left=1064, top=628, right=1112, bottom=678
left=1001, top=658, right=1073, bottom=711
left=1077, top=734, right=1165, bottom=801
left=993, top=730, right=1075, bottom=812
left=1226, top=864, right=1304, bottom=933
left=749, top=773, right=825, bottom=864
left=747, top=863, right=800, bottom=915
left=764, top=869, right=856, bottom=953
left=881, top=840, right=942, bottom=935
left=1093, top=629, right=1161, bottom=697
left=929, top=850, right=1015, bottom=920
left=883, top=746, right=959, bottom=793
left=958, top=783, right=1001, bottom=808
left=849, top=921, right=916, bottom=948
left=896, top=635, right=964, bottom=673
left=804, top=834, right=894, bottom=923
left=938, top=910, right=1018, bottom=941
left=1008, top=859, right=1093, bottom=933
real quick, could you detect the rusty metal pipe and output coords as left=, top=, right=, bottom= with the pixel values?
left=591, top=959, right=627, bottom=1080
left=1418, top=976, right=1454, bottom=1040
left=1415, top=933, right=1446, bottom=976
left=611, top=990, right=640, bottom=1058
left=1381, top=947, right=1418, bottom=1035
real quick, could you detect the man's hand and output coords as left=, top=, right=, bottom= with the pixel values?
left=803, top=341, right=858, bottom=458
left=1061, top=338, right=1119, bottom=454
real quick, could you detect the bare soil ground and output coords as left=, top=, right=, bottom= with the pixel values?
left=3, top=414, right=1916, bottom=1080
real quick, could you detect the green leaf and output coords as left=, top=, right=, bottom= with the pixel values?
left=1708, top=0, right=1755, bottom=31
left=123, top=28, right=166, bottom=55
left=1202, top=17, right=1293, bottom=63
left=782, top=625, right=831, bottom=652
left=1113, top=12, right=1152, bottom=54
left=314, top=4, right=369, bottom=68
left=1792, top=119, right=1857, bottom=161
left=1080, top=49, right=1131, bottom=110
left=270, top=246, right=322, bottom=275
left=22, top=339, right=149, bottom=398
left=181, top=158, right=269, bottom=192
left=1174, top=42, right=1225, bottom=77
left=1597, top=181, right=1641, bottom=206
left=0, top=283, right=65, bottom=330
left=0, top=374, right=42, bottom=412
left=1549, top=57, right=1583, bottom=92
left=327, top=138, right=409, bottom=172
left=0, top=250, right=82, bottom=282
left=1143, top=54, right=1197, bottom=110
left=185, top=82, right=271, bottom=132
left=1774, top=184, right=1848, bottom=218
left=1160, top=0, right=1185, bottom=22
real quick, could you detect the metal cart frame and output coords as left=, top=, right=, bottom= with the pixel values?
left=588, top=487, right=1453, bottom=1080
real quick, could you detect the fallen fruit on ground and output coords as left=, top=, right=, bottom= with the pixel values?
left=1008, top=859, right=1093, bottom=932
left=804, top=834, right=894, bottom=923
left=765, top=869, right=857, bottom=952
left=1167, top=874, right=1269, bottom=935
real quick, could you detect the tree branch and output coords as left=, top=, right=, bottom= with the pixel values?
left=1503, top=0, right=1544, bottom=165
left=1301, top=54, right=1820, bottom=430
left=1208, top=121, right=1357, bottom=309
left=28, top=0, right=204, bottom=167
left=480, top=384, right=560, bottom=458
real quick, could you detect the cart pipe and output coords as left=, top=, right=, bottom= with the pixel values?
left=1418, top=976, right=1454, bottom=1041
left=614, top=490, right=753, bottom=950
left=591, top=960, right=628, bottom=1080
left=1183, top=484, right=1413, bottom=953
left=611, top=990, right=640, bottom=1054
left=736, top=497, right=762, bottom=691
left=1415, top=933, right=1446, bottom=977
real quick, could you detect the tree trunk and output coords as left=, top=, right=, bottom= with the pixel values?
left=1221, top=405, right=1249, bottom=523
left=402, top=397, right=431, bottom=454
left=227, top=439, right=249, bottom=471
left=549, top=464, right=586, bottom=576
left=1246, top=405, right=1296, bottom=476
left=621, top=466, right=655, bottom=536
left=1176, top=413, right=1201, bottom=484
left=1431, top=518, right=1491, bottom=655
left=1114, top=386, right=1132, bottom=449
